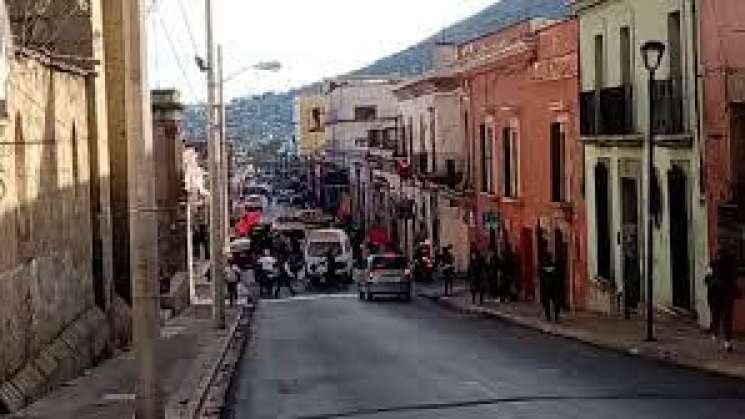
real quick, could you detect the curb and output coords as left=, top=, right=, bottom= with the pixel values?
left=165, top=304, right=253, bottom=419
left=419, top=293, right=745, bottom=381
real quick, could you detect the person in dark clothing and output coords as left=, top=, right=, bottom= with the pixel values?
left=441, top=246, right=455, bottom=296
left=539, top=253, right=561, bottom=322
left=325, top=249, right=339, bottom=290
left=468, top=247, right=485, bottom=305
left=709, top=249, right=741, bottom=352
left=500, top=245, right=517, bottom=302
left=274, top=256, right=296, bottom=298
left=487, top=248, right=501, bottom=300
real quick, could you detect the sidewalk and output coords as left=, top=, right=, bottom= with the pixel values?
left=417, top=281, right=745, bottom=380
left=13, top=304, right=249, bottom=419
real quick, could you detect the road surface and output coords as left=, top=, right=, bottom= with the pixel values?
left=226, top=294, right=745, bottom=418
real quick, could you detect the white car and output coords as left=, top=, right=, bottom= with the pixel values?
left=357, top=254, right=411, bottom=301
left=304, top=229, right=353, bottom=281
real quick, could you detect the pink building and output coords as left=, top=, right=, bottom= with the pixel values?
left=699, top=0, right=745, bottom=330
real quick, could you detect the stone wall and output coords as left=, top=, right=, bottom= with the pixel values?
left=0, top=54, right=98, bottom=398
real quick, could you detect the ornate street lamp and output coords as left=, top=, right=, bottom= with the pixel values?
left=640, top=40, right=665, bottom=342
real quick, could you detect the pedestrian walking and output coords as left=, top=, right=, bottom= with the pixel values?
left=487, top=247, right=501, bottom=301
left=274, top=256, right=297, bottom=298
left=468, top=247, right=485, bottom=305
left=709, top=249, right=741, bottom=352
left=257, top=249, right=277, bottom=297
left=539, top=253, right=561, bottom=323
left=225, top=263, right=240, bottom=306
left=441, top=246, right=455, bottom=296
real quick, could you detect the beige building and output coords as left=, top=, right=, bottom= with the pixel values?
left=294, top=93, right=326, bottom=158
left=573, top=0, right=707, bottom=320
left=392, top=44, right=469, bottom=270
left=0, top=0, right=114, bottom=411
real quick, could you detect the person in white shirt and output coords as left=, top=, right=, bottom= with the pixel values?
left=256, top=249, right=277, bottom=297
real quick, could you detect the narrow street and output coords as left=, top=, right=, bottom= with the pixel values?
left=226, top=297, right=745, bottom=418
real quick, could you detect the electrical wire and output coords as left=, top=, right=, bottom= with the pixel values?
left=176, top=0, right=201, bottom=58
left=153, top=6, right=198, bottom=100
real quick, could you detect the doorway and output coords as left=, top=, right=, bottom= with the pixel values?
left=621, top=177, right=641, bottom=313
left=554, top=228, right=569, bottom=309
left=668, top=165, right=691, bottom=309
left=520, top=227, right=535, bottom=301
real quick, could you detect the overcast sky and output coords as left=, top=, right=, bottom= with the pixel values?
left=147, top=0, right=498, bottom=103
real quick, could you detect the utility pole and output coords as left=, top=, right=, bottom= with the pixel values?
left=121, top=0, right=163, bottom=416
left=206, top=0, right=225, bottom=328
left=219, top=45, right=229, bottom=252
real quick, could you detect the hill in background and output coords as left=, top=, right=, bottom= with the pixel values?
left=183, top=0, right=567, bottom=145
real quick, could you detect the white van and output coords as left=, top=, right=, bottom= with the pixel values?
left=304, top=229, right=353, bottom=281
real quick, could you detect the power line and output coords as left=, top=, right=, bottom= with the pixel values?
left=176, top=0, right=201, bottom=57
left=154, top=6, right=198, bottom=100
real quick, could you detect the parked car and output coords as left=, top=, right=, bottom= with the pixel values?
left=357, top=254, right=411, bottom=301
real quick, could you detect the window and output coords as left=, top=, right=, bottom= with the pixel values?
left=620, top=27, right=631, bottom=86
left=503, top=126, right=518, bottom=198
left=480, top=124, right=493, bottom=194
left=550, top=122, right=565, bottom=202
left=310, top=107, right=322, bottom=132
left=668, top=12, right=681, bottom=79
left=354, top=106, right=376, bottom=121
left=594, top=34, right=604, bottom=90
left=429, top=108, right=437, bottom=173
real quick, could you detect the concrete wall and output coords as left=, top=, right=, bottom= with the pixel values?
left=0, top=54, right=95, bottom=387
left=152, top=89, right=187, bottom=284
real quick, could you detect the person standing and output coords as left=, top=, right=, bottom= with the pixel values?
left=468, top=247, right=485, bottom=305
left=710, top=249, right=740, bottom=352
left=274, top=255, right=297, bottom=298
left=225, top=263, right=240, bottom=306
left=441, top=246, right=455, bottom=296
left=257, top=249, right=277, bottom=297
left=539, top=253, right=560, bottom=322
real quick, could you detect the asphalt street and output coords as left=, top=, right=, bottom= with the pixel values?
left=225, top=294, right=745, bottom=419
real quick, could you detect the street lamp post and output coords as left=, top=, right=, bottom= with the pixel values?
left=641, top=40, right=665, bottom=342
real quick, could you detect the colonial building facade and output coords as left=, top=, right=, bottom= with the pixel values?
left=573, top=0, right=708, bottom=319
left=457, top=18, right=586, bottom=307
left=699, top=0, right=745, bottom=330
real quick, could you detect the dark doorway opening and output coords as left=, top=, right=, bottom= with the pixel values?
left=669, top=165, right=691, bottom=309
left=554, top=228, right=569, bottom=309
left=621, top=177, right=640, bottom=314
left=595, top=161, right=612, bottom=281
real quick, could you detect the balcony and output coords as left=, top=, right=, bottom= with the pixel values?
left=651, top=78, right=684, bottom=135
left=416, top=153, right=465, bottom=190
left=580, top=85, right=634, bottom=136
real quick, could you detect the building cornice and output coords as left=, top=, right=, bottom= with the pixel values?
left=570, top=0, right=609, bottom=15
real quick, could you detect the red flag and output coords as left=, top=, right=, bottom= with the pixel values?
left=236, top=211, right=261, bottom=236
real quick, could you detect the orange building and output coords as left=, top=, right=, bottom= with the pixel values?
left=457, top=18, right=587, bottom=308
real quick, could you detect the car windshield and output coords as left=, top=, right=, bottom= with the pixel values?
left=370, top=255, right=406, bottom=270
left=244, top=187, right=268, bottom=196
left=307, top=241, right=341, bottom=257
